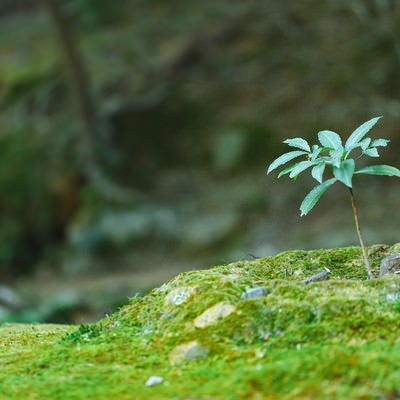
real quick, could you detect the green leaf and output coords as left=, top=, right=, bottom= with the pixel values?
left=355, top=165, right=400, bottom=177
left=288, top=160, right=315, bottom=179
left=362, top=147, right=379, bottom=157
left=371, top=138, right=390, bottom=147
left=267, top=150, right=307, bottom=174
left=318, top=130, right=343, bottom=149
left=310, top=145, right=322, bottom=161
left=283, top=138, right=311, bottom=152
left=333, top=158, right=355, bottom=188
left=277, top=163, right=299, bottom=178
left=344, top=116, right=383, bottom=150
left=311, top=163, right=325, bottom=183
left=311, top=145, right=333, bottom=162
left=359, top=137, right=371, bottom=151
left=328, top=148, right=345, bottom=168
left=300, top=178, right=337, bottom=216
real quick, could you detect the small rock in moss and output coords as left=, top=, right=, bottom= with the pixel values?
left=164, top=286, right=197, bottom=306
left=169, top=340, right=209, bottom=365
left=194, top=302, right=236, bottom=328
left=241, top=286, right=268, bottom=299
left=145, top=376, right=163, bottom=386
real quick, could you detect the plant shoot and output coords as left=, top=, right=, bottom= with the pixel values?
left=267, top=116, right=400, bottom=278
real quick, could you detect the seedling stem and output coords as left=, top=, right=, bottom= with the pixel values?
left=348, top=188, right=374, bottom=279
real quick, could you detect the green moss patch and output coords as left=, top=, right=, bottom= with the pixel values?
left=2, top=244, right=400, bottom=399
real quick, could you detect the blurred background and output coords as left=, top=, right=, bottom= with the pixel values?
left=0, top=0, right=399, bottom=324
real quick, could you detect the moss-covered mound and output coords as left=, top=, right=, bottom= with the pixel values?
left=2, top=244, right=400, bottom=399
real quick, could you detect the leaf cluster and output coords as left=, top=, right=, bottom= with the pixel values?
left=267, top=117, right=400, bottom=215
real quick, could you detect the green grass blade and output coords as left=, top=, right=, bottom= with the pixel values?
left=355, top=165, right=400, bottom=177
left=300, top=178, right=337, bottom=216
left=267, top=150, right=307, bottom=174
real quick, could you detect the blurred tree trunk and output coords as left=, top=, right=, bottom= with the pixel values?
left=41, top=0, right=143, bottom=202
left=42, top=0, right=96, bottom=152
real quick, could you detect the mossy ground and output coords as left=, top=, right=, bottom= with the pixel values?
left=2, top=244, right=400, bottom=399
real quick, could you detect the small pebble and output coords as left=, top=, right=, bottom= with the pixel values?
left=169, top=340, right=209, bottom=364
left=194, top=302, right=235, bottom=328
left=145, top=376, right=163, bottom=386
left=241, top=286, right=268, bottom=300
left=303, top=268, right=330, bottom=285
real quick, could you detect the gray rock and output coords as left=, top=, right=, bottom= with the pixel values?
left=303, top=268, right=330, bottom=285
left=241, top=286, right=268, bottom=300
left=379, top=254, right=400, bottom=277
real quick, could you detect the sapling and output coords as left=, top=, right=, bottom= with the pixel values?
left=267, top=116, right=400, bottom=279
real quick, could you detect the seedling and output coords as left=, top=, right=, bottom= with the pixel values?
left=267, top=116, right=400, bottom=279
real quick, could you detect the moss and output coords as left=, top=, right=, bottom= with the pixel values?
left=2, top=244, right=400, bottom=399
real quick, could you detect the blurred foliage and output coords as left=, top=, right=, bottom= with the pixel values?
left=0, top=0, right=38, bottom=14
left=0, top=0, right=400, bottom=281
left=0, top=126, right=50, bottom=275
left=65, top=0, right=125, bottom=30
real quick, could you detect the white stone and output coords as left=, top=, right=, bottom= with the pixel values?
left=164, top=286, right=196, bottom=306
left=145, top=376, right=163, bottom=386
left=194, top=301, right=236, bottom=328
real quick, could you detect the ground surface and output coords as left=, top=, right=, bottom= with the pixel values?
left=2, top=3, right=400, bottom=326
left=2, top=243, right=400, bottom=399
